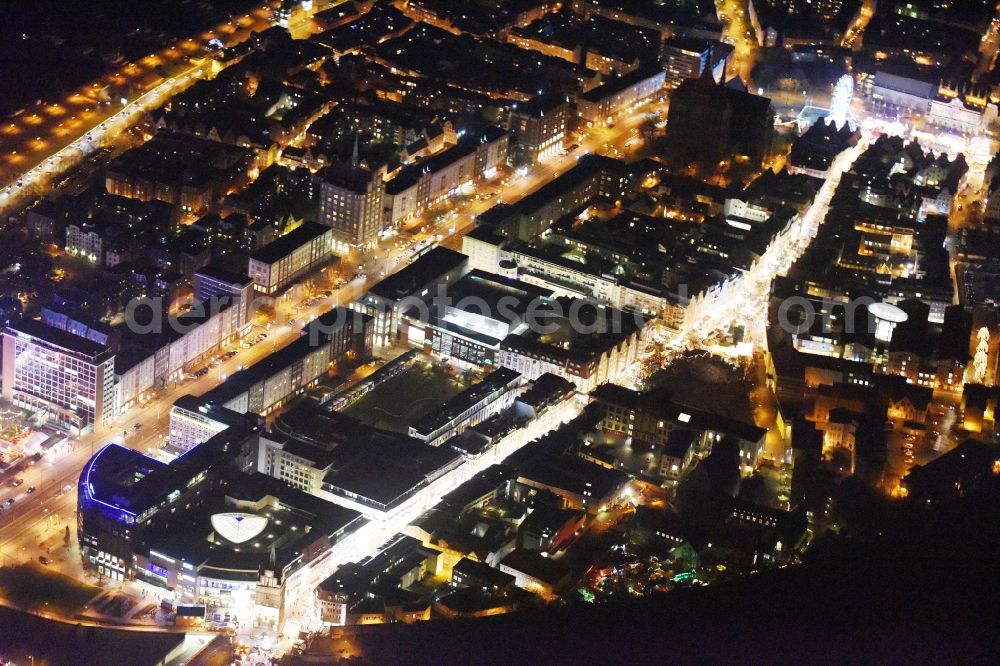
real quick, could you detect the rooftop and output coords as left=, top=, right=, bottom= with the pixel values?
left=106, top=131, right=253, bottom=189
left=250, top=221, right=330, bottom=265
left=517, top=453, right=628, bottom=503
left=903, top=440, right=1000, bottom=496
left=501, top=299, right=645, bottom=364
left=410, top=368, right=522, bottom=439
left=386, top=128, right=507, bottom=195
left=4, top=318, right=111, bottom=361
left=512, top=92, right=570, bottom=118
left=500, top=548, right=573, bottom=586
left=368, top=247, right=468, bottom=302
left=272, top=405, right=463, bottom=512
left=517, top=373, right=578, bottom=410
left=591, top=384, right=766, bottom=444
left=144, top=471, right=364, bottom=574
left=317, top=161, right=378, bottom=194
left=195, top=263, right=253, bottom=287
left=580, top=63, right=665, bottom=103
left=80, top=417, right=258, bottom=519
left=439, top=464, right=515, bottom=512
left=453, top=557, right=516, bottom=589
left=317, top=534, right=424, bottom=599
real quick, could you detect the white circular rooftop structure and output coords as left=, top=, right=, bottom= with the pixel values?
left=211, top=512, right=268, bottom=544
left=869, top=302, right=908, bottom=343
left=869, top=302, right=909, bottom=323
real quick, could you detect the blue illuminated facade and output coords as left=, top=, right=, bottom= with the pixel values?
left=77, top=444, right=159, bottom=580
left=77, top=423, right=258, bottom=582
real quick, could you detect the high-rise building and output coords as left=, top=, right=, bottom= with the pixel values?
left=316, top=162, right=387, bottom=253
left=508, top=93, right=569, bottom=164
left=2, top=319, right=116, bottom=434
left=659, top=37, right=733, bottom=88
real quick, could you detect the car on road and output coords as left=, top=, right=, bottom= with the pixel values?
left=3, top=498, right=14, bottom=507
left=26, top=486, right=35, bottom=494
left=38, top=556, right=49, bottom=566
left=133, top=423, right=142, bottom=430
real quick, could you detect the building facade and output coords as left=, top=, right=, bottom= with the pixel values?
left=508, top=94, right=570, bottom=164
left=2, top=319, right=116, bottom=433
left=247, top=221, right=334, bottom=296
left=193, top=265, right=256, bottom=333
left=317, top=163, right=387, bottom=253
left=385, top=129, right=509, bottom=227
left=576, top=65, right=665, bottom=127
left=660, top=37, right=732, bottom=88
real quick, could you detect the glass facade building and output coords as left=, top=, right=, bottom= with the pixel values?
left=2, top=319, right=115, bottom=433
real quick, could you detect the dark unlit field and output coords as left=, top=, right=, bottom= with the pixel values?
left=0, top=562, right=99, bottom=615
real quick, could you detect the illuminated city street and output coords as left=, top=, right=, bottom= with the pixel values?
left=716, top=0, right=759, bottom=82
left=0, top=5, right=276, bottom=213
left=0, top=65, right=669, bottom=607
left=2, top=0, right=1000, bottom=662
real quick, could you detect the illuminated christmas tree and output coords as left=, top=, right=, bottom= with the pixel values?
left=974, top=327, right=990, bottom=384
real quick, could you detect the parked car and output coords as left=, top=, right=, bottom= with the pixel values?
left=11, top=478, right=23, bottom=487
left=38, top=556, right=49, bottom=565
